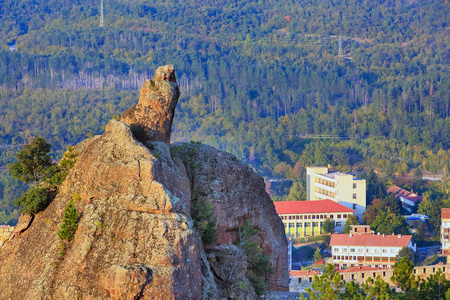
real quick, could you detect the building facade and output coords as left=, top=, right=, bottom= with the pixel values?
left=274, top=199, right=355, bottom=238
left=306, top=167, right=366, bottom=220
left=330, top=232, right=416, bottom=268
left=441, top=208, right=450, bottom=260
left=387, top=186, right=423, bottom=213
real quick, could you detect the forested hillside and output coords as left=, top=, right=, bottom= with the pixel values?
left=0, top=0, right=449, bottom=223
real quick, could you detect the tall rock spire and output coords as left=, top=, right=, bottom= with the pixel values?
left=121, top=65, right=180, bottom=145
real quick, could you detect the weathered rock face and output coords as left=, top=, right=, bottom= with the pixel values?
left=121, top=65, right=180, bottom=145
left=0, top=65, right=288, bottom=299
left=172, top=142, right=289, bottom=291
left=0, top=120, right=205, bottom=299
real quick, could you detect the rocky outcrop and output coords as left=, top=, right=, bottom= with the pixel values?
left=0, top=65, right=288, bottom=299
left=121, top=65, right=180, bottom=145
left=172, top=142, right=289, bottom=291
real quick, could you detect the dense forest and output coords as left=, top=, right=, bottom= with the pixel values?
left=0, top=0, right=449, bottom=224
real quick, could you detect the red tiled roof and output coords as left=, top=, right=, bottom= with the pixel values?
left=387, top=186, right=423, bottom=203
left=274, top=200, right=355, bottom=215
left=442, top=208, right=450, bottom=219
left=290, top=270, right=321, bottom=277
left=330, top=233, right=412, bottom=248
left=338, top=266, right=381, bottom=273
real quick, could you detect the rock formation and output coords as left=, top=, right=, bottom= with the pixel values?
left=0, top=65, right=288, bottom=299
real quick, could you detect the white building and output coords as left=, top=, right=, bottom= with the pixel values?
left=441, top=208, right=450, bottom=260
left=330, top=229, right=416, bottom=268
left=307, top=167, right=366, bottom=220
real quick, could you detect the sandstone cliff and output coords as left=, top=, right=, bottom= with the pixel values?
left=0, top=65, right=288, bottom=299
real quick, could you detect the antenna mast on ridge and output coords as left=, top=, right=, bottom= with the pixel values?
left=100, top=0, right=105, bottom=27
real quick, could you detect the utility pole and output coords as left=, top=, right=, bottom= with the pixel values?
left=100, top=0, right=104, bottom=27
left=338, top=35, right=343, bottom=58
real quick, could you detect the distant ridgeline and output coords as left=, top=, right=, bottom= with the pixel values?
left=0, top=0, right=449, bottom=178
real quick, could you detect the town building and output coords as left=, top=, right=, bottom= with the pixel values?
left=441, top=208, right=450, bottom=260
left=330, top=231, right=416, bottom=268
left=289, top=269, right=321, bottom=292
left=306, top=167, right=366, bottom=220
left=274, top=199, right=355, bottom=238
left=387, top=186, right=423, bottom=213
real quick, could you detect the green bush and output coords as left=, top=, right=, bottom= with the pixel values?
left=14, top=187, right=50, bottom=215
left=237, top=221, right=274, bottom=295
left=191, top=193, right=216, bottom=245
left=57, top=196, right=79, bottom=242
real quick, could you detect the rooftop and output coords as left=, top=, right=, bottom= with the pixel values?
left=387, top=186, right=423, bottom=203
left=338, top=266, right=382, bottom=273
left=442, top=208, right=450, bottom=220
left=289, top=270, right=321, bottom=277
left=330, top=233, right=412, bottom=248
left=274, top=199, right=355, bottom=215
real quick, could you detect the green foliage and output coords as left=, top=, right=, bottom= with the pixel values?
left=8, top=135, right=52, bottom=188
left=391, top=257, right=416, bottom=293
left=8, top=137, right=72, bottom=216
left=191, top=193, right=216, bottom=245
left=171, top=141, right=201, bottom=168
left=396, top=247, right=415, bottom=264
left=60, top=145, right=78, bottom=172
left=285, top=179, right=307, bottom=201
left=57, top=195, right=79, bottom=242
left=237, top=220, right=274, bottom=295
left=14, top=187, right=50, bottom=215
left=313, top=248, right=322, bottom=263
left=301, top=264, right=345, bottom=300
left=342, top=214, right=360, bottom=234
left=370, top=211, right=409, bottom=235
left=322, top=218, right=335, bottom=234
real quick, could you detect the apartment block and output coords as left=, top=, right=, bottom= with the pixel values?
left=330, top=231, right=416, bottom=268
left=307, top=167, right=366, bottom=220
left=441, top=208, right=450, bottom=260
left=274, top=199, right=355, bottom=238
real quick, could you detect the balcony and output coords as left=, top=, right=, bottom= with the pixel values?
left=314, top=188, right=336, bottom=200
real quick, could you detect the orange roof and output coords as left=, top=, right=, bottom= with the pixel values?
left=387, top=186, right=422, bottom=203
left=339, top=266, right=382, bottom=273
left=290, top=270, right=321, bottom=277
left=330, top=233, right=412, bottom=248
left=274, top=200, right=354, bottom=215
left=442, top=208, right=450, bottom=219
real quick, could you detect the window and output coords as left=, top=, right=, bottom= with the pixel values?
left=353, top=194, right=357, bottom=199
left=353, top=204, right=357, bottom=210
left=300, top=215, right=303, bottom=220
left=362, top=273, right=365, bottom=279
left=391, top=249, right=395, bottom=253
left=358, top=249, right=363, bottom=253
left=296, top=215, right=299, bottom=220
left=353, top=183, right=357, bottom=189
left=336, top=221, right=342, bottom=226
left=330, top=215, right=334, bottom=219
left=309, top=277, right=312, bottom=283
left=298, top=278, right=301, bottom=283
left=383, top=249, right=387, bottom=253
left=289, top=216, right=292, bottom=220
left=350, top=248, right=355, bottom=253
left=337, top=214, right=341, bottom=219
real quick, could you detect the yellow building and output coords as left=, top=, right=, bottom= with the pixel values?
left=274, top=199, right=355, bottom=238
left=307, top=167, right=366, bottom=220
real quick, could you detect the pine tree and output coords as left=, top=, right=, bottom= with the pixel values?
left=58, top=196, right=79, bottom=242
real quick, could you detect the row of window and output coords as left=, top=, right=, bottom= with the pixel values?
left=317, top=178, right=336, bottom=188
left=281, top=214, right=349, bottom=221
left=284, top=221, right=342, bottom=228
left=333, top=247, right=399, bottom=254
left=315, top=188, right=336, bottom=198
left=333, top=256, right=395, bottom=262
